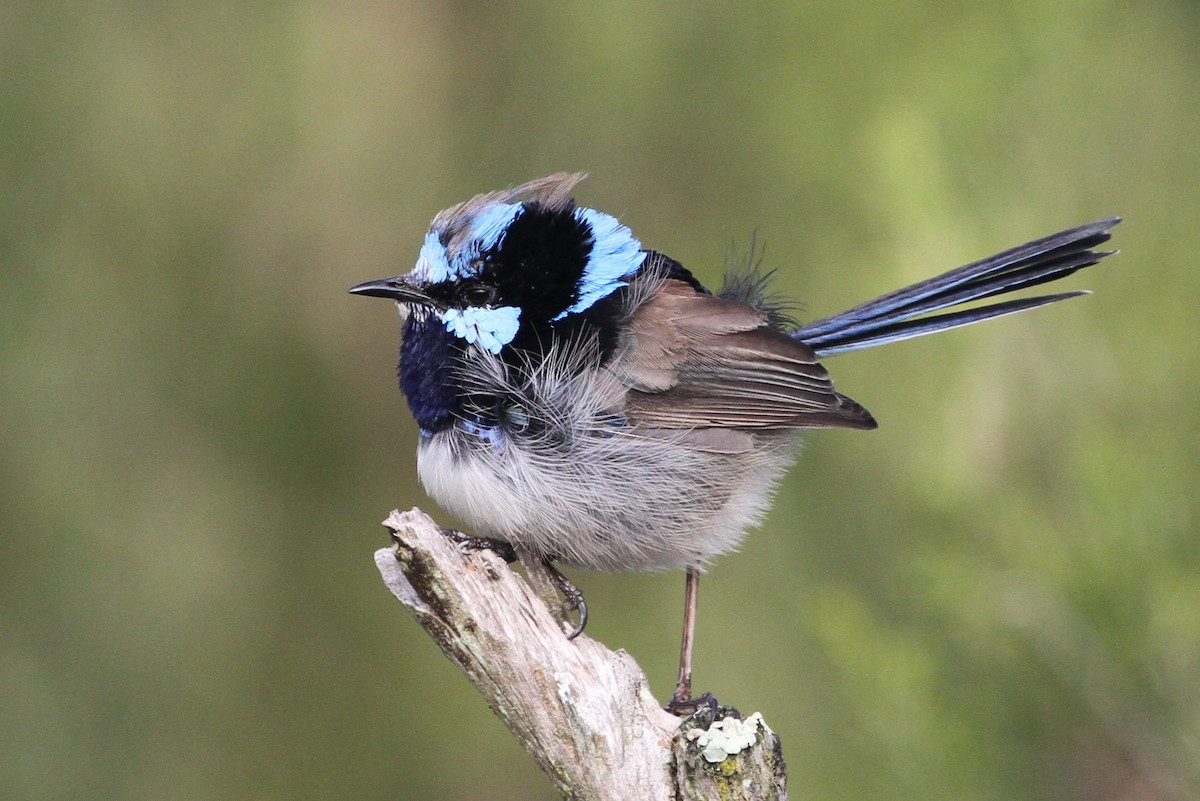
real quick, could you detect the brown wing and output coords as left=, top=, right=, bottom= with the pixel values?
left=615, top=279, right=877, bottom=431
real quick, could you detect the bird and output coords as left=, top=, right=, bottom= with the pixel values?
left=350, top=172, right=1118, bottom=713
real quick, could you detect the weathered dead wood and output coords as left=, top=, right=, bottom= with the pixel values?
left=375, top=507, right=787, bottom=800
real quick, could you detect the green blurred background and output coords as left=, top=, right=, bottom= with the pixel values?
left=3, top=2, right=1197, bottom=799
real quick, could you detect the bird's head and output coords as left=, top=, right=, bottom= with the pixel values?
left=349, top=173, right=647, bottom=354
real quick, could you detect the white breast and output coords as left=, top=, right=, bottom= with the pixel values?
left=417, top=423, right=797, bottom=572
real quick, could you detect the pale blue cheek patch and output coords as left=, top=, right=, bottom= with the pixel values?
left=554, top=207, right=647, bottom=320
left=440, top=305, right=522, bottom=353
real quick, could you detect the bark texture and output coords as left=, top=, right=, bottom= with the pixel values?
left=375, top=507, right=787, bottom=801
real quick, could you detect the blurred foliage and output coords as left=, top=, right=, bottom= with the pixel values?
left=2, top=2, right=1197, bottom=800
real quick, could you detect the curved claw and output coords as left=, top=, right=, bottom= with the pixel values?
left=665, top=692, right=719, bottom=718
left=543, top=560, right=589, bottom=639
left=564, top=594, right=588, bottom=640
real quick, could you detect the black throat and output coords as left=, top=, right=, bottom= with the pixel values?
left=398, top=310, right=461, bottom=435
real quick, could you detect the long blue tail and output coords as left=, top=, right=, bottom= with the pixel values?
left=794, top=218, right=1120, bottom=357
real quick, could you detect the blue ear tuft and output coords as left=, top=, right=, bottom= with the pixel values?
left=554, top=208, right=646, bottom=320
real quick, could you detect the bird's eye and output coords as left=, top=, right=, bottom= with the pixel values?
left=459, top=282, right=497, bottom=306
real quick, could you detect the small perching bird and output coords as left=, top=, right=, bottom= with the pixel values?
left=351, top=173, right=1117, bottom=712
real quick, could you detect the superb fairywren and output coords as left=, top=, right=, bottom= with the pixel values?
left=351, top=173, right=1117, bottom=712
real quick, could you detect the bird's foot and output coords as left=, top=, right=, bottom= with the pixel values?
left=542, top=560, right=588, bottom=639
left=439, top=531, right=587, bottom=639
left=665, top=690, right=720, bottom=718
left=439, top=528, right=517, bottom=563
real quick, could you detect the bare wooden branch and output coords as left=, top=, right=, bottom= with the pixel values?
left=375, top=507, right=788, bottom=801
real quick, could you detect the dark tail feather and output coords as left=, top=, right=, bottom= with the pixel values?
left=794, top=218, right=1120, bottom=357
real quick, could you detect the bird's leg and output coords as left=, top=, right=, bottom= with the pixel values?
left=667, top=567, right=715, bottom=715
left=672, top=567, right=699, bottom=705
left=439, top=528, right=517, bottom=563
left=542, top=560, right=589, bottom=640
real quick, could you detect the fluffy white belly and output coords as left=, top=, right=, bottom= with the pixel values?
left=416, top=426, right=797, bottom=571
